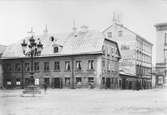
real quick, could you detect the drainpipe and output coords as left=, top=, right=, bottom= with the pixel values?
left=21, top=60, right=24, bottom=89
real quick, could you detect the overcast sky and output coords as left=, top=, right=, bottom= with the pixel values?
left=1, top=0, right=167, bottom=64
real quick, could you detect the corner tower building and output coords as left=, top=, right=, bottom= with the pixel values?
left=154, top=23, right=167, bottom=85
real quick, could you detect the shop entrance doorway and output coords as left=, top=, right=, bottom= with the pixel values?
left=53, top=78, right=62, bottom=88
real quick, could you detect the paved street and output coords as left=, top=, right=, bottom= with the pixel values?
left=0, top=88, right=167, bottom=115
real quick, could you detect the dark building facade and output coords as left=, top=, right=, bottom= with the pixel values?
left=0, top=45, right=7, bottom=88
left=2, top=27, right=121, bottom=89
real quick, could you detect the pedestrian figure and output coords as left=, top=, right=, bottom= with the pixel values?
left=43, top=83, right=47, bottom=94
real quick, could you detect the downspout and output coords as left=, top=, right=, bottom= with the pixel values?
left=21, top=60, right=24, bottom=89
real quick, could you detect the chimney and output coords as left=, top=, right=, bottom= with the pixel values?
left=72, top=20, right=77, bottom=33
left=43, top=25, right=48, bottom=33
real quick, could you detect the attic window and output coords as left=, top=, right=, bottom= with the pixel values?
left=107, top=32, right=112, bottom=38
left=118, top=31, right=123, bottom=37
left=54, top=47, right=59, bottom=53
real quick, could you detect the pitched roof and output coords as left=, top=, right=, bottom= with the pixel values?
left=0, top=45, right=7, bottom=54
left=154, top=23, right=167, bottom=27
left=2, top=30, right=105, bottom=58
left=103, top=23, right=153, bottom=46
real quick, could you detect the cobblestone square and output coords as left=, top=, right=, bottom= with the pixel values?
left=0, top=88, right=167, bottom=115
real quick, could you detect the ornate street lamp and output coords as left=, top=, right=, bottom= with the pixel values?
left=21, top=35, right=43, bottom=86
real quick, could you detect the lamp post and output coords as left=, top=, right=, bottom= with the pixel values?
left=21, top=35, right=43, bottom=86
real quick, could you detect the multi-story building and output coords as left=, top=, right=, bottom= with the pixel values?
left=154, top=23, right=167, bottom=86
left=1, top=26, right=121, bottom=89
left=0, top=45, right=7, bottom=88
left=103, top=23, right=153, bottom=89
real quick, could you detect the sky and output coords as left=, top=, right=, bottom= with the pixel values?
left=1, top=0, right=167, bottom=64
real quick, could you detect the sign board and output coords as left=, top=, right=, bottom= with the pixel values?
left=118, top=40, right=136, bottom=75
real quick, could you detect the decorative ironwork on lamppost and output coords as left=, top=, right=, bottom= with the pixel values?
left=21, top=35, right=43, bottom=86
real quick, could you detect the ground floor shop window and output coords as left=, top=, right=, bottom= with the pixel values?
left=106, top=78, right=111, bottom=88
left=25, top=78, right=30, bottom=86
left=16, top=79, right=21, bottom=85
left=102, top=77, right=105, bottom=85
left=128, top=81, right=132, bottom=89
left=7, top=80, right=12, bottom=85
left=88, top=77, right=94, bottom=83
left=88, top=77, right=94, bottom=88
left=76, top=77, right=82, bottom=86
left=65, top=78, right=70, bottom=86
left=119, top=79, right=122, bottom=88
left=52, top=78, right=62, bottom=88
left=157, top=76, right=163, bottom=85
left=35, top=78, right=39, bottom=85
left=44, top=78, right=50, bottom=86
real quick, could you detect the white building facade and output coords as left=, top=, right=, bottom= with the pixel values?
left=103, top=23, right=153, bottom=89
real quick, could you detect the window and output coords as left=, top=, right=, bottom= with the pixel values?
left=54, top=47, right=59, bottom=53
left=65, top=78, right=70, bottom=86
left=44, top=62, right=49, bottom=71
left=44, top=78, right=50, bottom=84
left=35, top=78, right=39, bottom=85
left=105, top=47, right=108, bottom=56
left=118, top=31, right=123, bottom=37
left=102, top=77, right=105, bottom=85
left=34, top=62, right=39, bottom=71
left=88, top=60, right=94, bottom=70
left=102, top=45, right=105, bottom=55
left=15, top=63, right=21, bottom=72
left=102, top=60, right=105, bottom=67
left=107, top=60, right=110, bottom=71
left=76, top=61, right=82, bottom=70
left=88, top=77, right=94, bottom=83
left=76, top=77, right=82, bottom=83
left=107, top=32, right=112, bottom=38
left=7, top=80, right=11, bottom=85
left=65, top=61, right=70, bottom=71
left=25, top=63, right=30, bottom=72
left=165, top=33, right=167, bottom=45
left=121, top=45, right=130, bottom=50
left=6, top=63, right=12, bottom=72
left=54, top=61, right=60, bottom=71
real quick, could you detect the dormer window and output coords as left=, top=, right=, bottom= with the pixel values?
left=50, top=36, right=54, bottom=42
left=54, top=47, right=59, bottom=53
